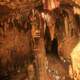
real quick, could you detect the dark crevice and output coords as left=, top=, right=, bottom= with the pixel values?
left=51, top=37, right=59, bottom=58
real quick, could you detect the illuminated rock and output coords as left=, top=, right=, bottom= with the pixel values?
left=71, top=41, right=80, bottom=80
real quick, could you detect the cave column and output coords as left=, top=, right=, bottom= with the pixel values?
left=31, top=10, right=48, bottom=80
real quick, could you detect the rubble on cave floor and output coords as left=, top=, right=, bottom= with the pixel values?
left=46, top=54, right=73, bottom=80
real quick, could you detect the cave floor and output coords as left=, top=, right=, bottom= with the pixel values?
left=46, top=54, right=73, bottom=80
left=9, top=54, right=73, bottom=80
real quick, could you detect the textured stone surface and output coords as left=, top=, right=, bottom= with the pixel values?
left=71, top=41, right=80, bottom=80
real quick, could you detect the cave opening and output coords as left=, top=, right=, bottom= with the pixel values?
left=45, top=26, right=59, bottom=58
left=50, top=37, right=59, bottom=58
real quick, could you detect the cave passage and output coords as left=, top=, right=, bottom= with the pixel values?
left=50, top=37, right=59, bottom=58
left=45, top=26, right=59, bottom=58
